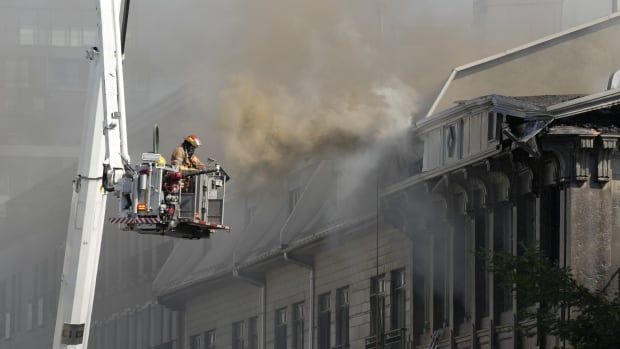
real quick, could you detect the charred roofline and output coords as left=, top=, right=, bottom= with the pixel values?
left=549, top=88, right=620, bottom=118
left=417, top=89, right=620, bottom=138
left=415, top=94, right=550, bottom=132
left=387, top=89, right=620, bottom=198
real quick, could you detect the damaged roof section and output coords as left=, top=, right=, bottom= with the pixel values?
left=414, top=11, right=620, bottom=184
left=412, top=90, right=620, bottom=183
left=507, top=94, right=586, bottom=108
left=384, top=91, right=620, bottom=197
left=547, top=125, right=601, bottom=136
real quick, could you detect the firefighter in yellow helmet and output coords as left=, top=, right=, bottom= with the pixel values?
left=171, top=134, right=206, bottom=170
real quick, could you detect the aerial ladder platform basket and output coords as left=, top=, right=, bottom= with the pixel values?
left=109, top=152, right=230, bottom=239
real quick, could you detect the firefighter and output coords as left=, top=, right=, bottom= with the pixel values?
left=171, top=134, right=206, bottom=170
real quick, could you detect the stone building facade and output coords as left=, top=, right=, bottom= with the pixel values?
left=154, top=92, right=620, bottom=349
left=382, top=92, right=620, bottom=348
left=154, top=14, right=620, bottom=349
left=156, top=157, right=414, bottom=349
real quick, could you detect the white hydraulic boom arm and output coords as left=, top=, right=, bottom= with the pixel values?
left=53, top=0, right=130, bottom=347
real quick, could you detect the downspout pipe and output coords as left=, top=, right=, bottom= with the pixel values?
left=233, top=267, right=266, bottom=349
left=283, top=251, right=315, bottom=349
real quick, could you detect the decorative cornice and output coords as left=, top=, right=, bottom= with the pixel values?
left=542, top=133, right=618, bottom=183
left=597, top=135, right=620, bottom=182
left=515, top=162, right=534, bottom=194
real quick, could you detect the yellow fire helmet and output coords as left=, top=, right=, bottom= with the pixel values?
left=157, top=155, right=166, bottom=167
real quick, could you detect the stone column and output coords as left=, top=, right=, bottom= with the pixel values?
left=545, top=134, right=618, bottom=291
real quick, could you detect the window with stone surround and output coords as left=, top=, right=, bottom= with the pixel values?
left=292, top=302, right=304, bottom=349
left=370, top=276, right=385, bottom=336
left=248, top=316, right=258, bottom=349
left=473, top=188, right=490, bottom=322
left=275, top=307, right=287, bottom=349
left=493, top=201, right=513, bottom=319
left=232, top=320, right=245, bottom=349
left=318, top=293, right=331, bottom=349
left=335, top=287, right=349, bottom=348
left=205, top=329, right=216, bottom=349
left=391, top=269, right=406, bottom=330
left=189, top=333, right=202, bottom=349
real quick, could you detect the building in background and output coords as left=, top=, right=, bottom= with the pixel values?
left=0, top=2, right=100, bottom=348
left=474, top=0, right=564, bottom=45
left=0, top=0, right=151, bottom=223
left=0, top=1, right=93, bottom=220
left=0, top=167, right=71, bottom=349
left=0, top=1, right=159, bottom=348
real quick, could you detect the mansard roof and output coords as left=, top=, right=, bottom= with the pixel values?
left=153, top=158, right=377, bottom=303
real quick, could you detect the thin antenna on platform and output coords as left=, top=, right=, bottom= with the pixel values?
left=376, top=166, right=380, bottom=277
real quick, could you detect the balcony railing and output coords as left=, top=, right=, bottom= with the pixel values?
left=364, top=328, right=407, bottom=349
left=601, top=266, right=620, bottom=297
left=152, top=340, right=177, bottom=349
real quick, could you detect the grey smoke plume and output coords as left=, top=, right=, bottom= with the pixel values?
left=170, top=0, right=609, bottom=192
left=216, top=75, right=417, bottom=189
left=159, top=1, right=443, bottom=192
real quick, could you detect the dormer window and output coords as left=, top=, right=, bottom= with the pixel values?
left=444, top=122, right=460, bottom=161
left=487, top=112, right=498, bottom=141
left=447, top=125, right=456, bottom=157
